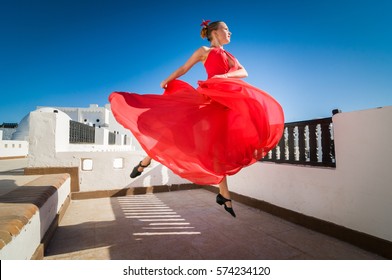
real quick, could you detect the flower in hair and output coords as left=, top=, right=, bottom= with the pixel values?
left=200, top=19, right=211, bottom=28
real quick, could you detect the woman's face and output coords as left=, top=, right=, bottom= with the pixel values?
left=214, top=22, right=232, bottom=45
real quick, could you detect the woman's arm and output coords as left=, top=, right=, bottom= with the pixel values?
left=213, top=61, right=248, bottom=79
left=160, top=47, right=208, bottom=88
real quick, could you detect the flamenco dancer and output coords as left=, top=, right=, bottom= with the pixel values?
left=109, top=20, right=284, bottom=217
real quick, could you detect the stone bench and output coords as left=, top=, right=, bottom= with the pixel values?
left=0, top=173, right=71, bottom=259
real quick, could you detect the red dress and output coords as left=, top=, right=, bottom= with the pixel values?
left=109, top=47, right=284, bottom=185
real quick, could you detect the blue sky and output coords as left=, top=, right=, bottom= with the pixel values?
left=1, top=0, right=391, bottom=123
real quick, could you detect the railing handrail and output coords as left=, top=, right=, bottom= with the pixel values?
left=281, top=117, right=332, bottom=127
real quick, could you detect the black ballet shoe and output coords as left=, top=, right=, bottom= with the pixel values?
left=130, top=161, right=150, bottom=178
left=216, top=193, right=236, bottom=218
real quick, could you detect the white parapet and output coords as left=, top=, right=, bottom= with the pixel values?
left=27, top=108, right=190, bottom=192
left=0, top=140, right=28, bottom=158
left=229, top=105, right=392, bottom=243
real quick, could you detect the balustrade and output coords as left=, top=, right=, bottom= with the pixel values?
left=263, top=117, right=336, bottom=167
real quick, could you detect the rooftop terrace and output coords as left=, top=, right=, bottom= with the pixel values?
left=44, top=188, right=383, bottom=260
left=0, top=158, right=384, bottom=260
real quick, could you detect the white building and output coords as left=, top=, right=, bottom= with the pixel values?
left=0, top=123, right=28, bottom=159
left=1, top=104, right=140, bottom=158
left=36, top=104, right=134, bottom=140
left=0, top=123, right=18, bottom=140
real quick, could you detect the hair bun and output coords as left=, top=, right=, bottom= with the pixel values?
left=200, top=27, right=208, bottom=39
left=200, top=19, right=210, bottom=39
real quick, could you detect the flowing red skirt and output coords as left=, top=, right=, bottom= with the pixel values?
left=109, top=78, right=284, bottom=185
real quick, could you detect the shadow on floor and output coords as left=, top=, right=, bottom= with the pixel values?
left=45, top=189, right=384, bottom=260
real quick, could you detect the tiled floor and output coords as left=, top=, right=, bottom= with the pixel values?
left=44, top=189, right=384, bottom=260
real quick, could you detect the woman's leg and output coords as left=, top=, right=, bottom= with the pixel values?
left=138, top=156, right=152, bottom=172
left=218, top=176, right=232, bottom=208
left=130, top=156, right=152, bottom=178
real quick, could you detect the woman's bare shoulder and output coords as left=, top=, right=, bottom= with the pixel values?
left=196, top=46, right=211, bottom=61
left=194, top=46, right=210, bottom=54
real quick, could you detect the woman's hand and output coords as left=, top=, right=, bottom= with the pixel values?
left=160, top=80, right=168, bottom=89
left=213, top=67, right=248, bottom=79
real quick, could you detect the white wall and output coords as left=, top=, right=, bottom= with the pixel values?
left=68, top=151, right=189, bottom=191
left=228, top=106, right=392, bottom=242
left=0, top=140, right=28, bottom=158
left=0, top=123, right=28, bottom=158
left=29, top=150, right=189, bottom=192
left=28, top=110, right=189, bottom=191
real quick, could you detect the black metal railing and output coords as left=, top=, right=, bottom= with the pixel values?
left=69, top=120, right=95, bottom=144
left=263, top=117, right=336, bottom=167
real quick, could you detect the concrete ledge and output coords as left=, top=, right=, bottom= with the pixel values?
left=25, top=167, right=79, bottom=192
left=71, top=183, right=203, bottom=200
left=0, top=156, right=28, bottom=160
left=0, top=173, right=71, bottom=260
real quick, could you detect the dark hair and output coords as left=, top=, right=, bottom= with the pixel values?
left=200, top=21, right=223, bottom=41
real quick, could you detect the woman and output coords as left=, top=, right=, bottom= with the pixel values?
left=109, top=20, right=284, bottom=218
